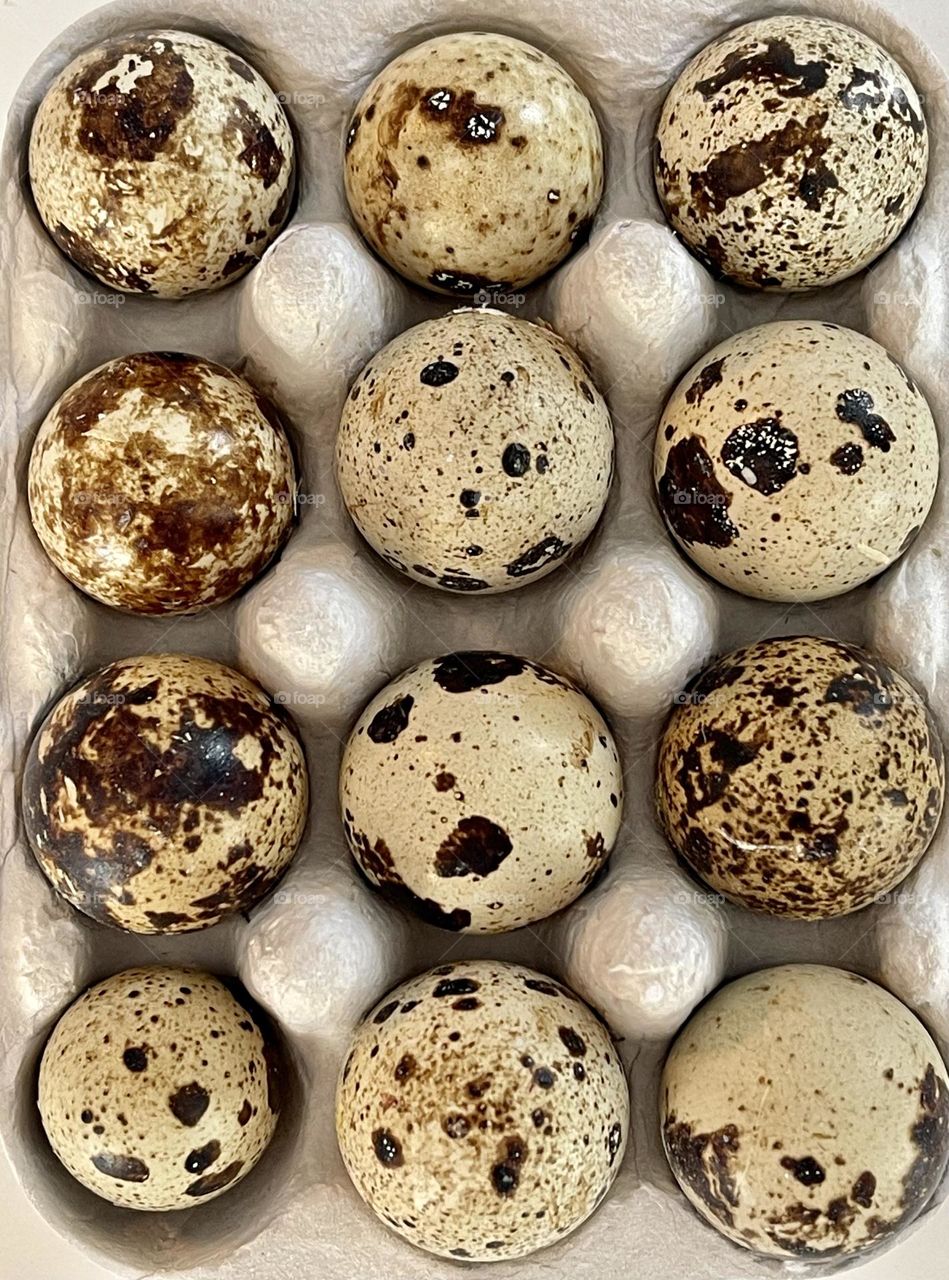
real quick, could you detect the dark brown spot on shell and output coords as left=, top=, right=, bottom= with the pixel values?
left=658, top=436, right=738, bottom=548
left=721, top=419, right=799, bottom=495
left=185, top=1139, right=221, bottom=1174
left=169, top=1081, right=210, bottom=1127
left=836, top=389, right=894, bottom=452
left=434, top=816, right=512, bottom=878
left=185, top=1159, right=244, bottom=1196
left=372, top=1128, right=404, bottom=1167
left=367, top=694, right=414, bottom=744
left=91, top=1152, right=150, bottom=1182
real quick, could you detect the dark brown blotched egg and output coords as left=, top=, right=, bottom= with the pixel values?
left=29, top=30, right=295, bottom=297
left=656, top=636, right=944, bottom=918
left=336, top=310, right=613, bottom=593
left=661, top=964, right=949, bottom=1258
left=39, top=966, right=282, bottom=1209
left=23, top=653, right=308, bottom=933
left=340, top=651, right=623, bottom=932
left=28, top=352, right=297, bottom=615
left=336, top=960, right=629, bottom=1259
left=654, top=322, right=938, bottom=602
left=344, top=31, right=603, bottom=295
left=654, top=16, right=928, bottom=289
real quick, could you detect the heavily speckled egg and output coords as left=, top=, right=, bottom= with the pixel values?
left=336, top=960, right=629, bottom=1259
left=30, top=30, right=295, bottom=297
left=29, top=352, right=297, bottom=615
left=340, top=651, right=623, bottom=933
left=661, top=964, right=949, bottom=1259
left=340, top=650, right=622, bottom=931
left=656, top=636, right=944, bottom=918
left=344, top=31, right=603, bottom=295
left=39, top=966, right=282, bottom=1209
left=654, top=16, right=928, bottom=289
left=654, top=322, right=938, bottom=601
left=23, top=653, right=308, bottom=933
left=337, top=309, right=613, bottom=593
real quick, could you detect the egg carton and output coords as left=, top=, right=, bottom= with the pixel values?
left=2, top=0, right=949, bottom=1277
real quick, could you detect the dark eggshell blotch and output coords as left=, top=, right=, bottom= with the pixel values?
left=22, top=653, right=309, bottom=933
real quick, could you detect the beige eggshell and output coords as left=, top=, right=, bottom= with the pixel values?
left=22, top=653, right=309, bottom=933
left=344, top=31, right=603, bottom=295
left=340, top=652, right=623, bottom=933
left=29, top=30, right=295, bottom=297
left=661, top=964, right=949, bottom=1258
left=38, top=966, right=282, bottom=1210
left=654, top=321, right=938, bottom=602
left=656, top=636, right=944, bottom=919
left=28, top=352, right=297, bottom=615
left=654, top=16, right=928, bottom=290
left=336, top=309, right=613, bottom=593
left=336, top=959, right=629, bottom=1260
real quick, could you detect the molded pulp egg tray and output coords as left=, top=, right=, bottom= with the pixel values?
left=2, top=0, right=949, bottom=1277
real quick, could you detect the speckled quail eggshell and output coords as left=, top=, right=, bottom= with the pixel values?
left=340, top=652, right=623, bottom=932
left=661, top=964, right=949, bottom=1259
left=656, top=636, right=944, bottom=918
left=38, top=966, right=282, bottom=1210
left=654, top=16, right=928, bottom=290
left=29, top=30, right=295, bottom=297
left=654, top=321, right=938, bottom=602
left=344, top=32, right=603, bottom=295
left=336, top=959, right=629, bottom=1260
left=22, top=653, right=309, bottom=933
left=28, top=352, right=297, bottom=615
left=336, top=309, right=613, bottom=593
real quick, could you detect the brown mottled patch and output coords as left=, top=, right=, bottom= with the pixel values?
left=227, top=97, right=285, bottom=187
left=694, top=38, right=828, bottom=101
left=664, top=1116, right=741, bottom=1227
left=72, top=37, right=194, bottom=162
left=690, top=113, right=832, bottom=217
left=169, top=1081, right=210, bottom=1126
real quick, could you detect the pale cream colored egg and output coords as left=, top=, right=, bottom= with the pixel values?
left=340, top=651, right=623, bottom=933
left=336, top=960, right=629, bottom=1259
left=39, top=966, right=282, bottom=1210
left=337, top=309, right=613, bottom=593
left=655, top=16, right=928, bottom=289
left=656, top=636, right=944, bottom=918
left=28, top=352, right=297, bottom=615
left=344, top=31, right=602, bottom=295
left=30, top=30, right=295, bottom=297
left=23, top=653, right=309, bottom=933
left=654, top=321, right=938, bottom=602
left=661, top=964, right=949, bottom=1258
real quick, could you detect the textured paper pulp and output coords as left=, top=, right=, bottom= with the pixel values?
left=1, top=0, right=949, bottom=1276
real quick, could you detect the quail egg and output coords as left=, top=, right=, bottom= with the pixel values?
left=336, top=959, right=629, bottom=1259
left=654, top=16, right=928, bottom=289
left=30, top=30, right=294, bottom=296
left=29, top=352, right=297, bottom=615
left=337, top=309, right=613, bottom=593
left=654, top=321, right=938, bottom=601
left=341, top=651, right=623, bottom=932
left=344, top=31, right=603, bottom=295
left=23, top=653, right=308, bottom=933
left=656, top=635, right=944, bottom=918
left=661, top=964, right=949, bottom=1258
left=39, top=966, right=282, bottom=1209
